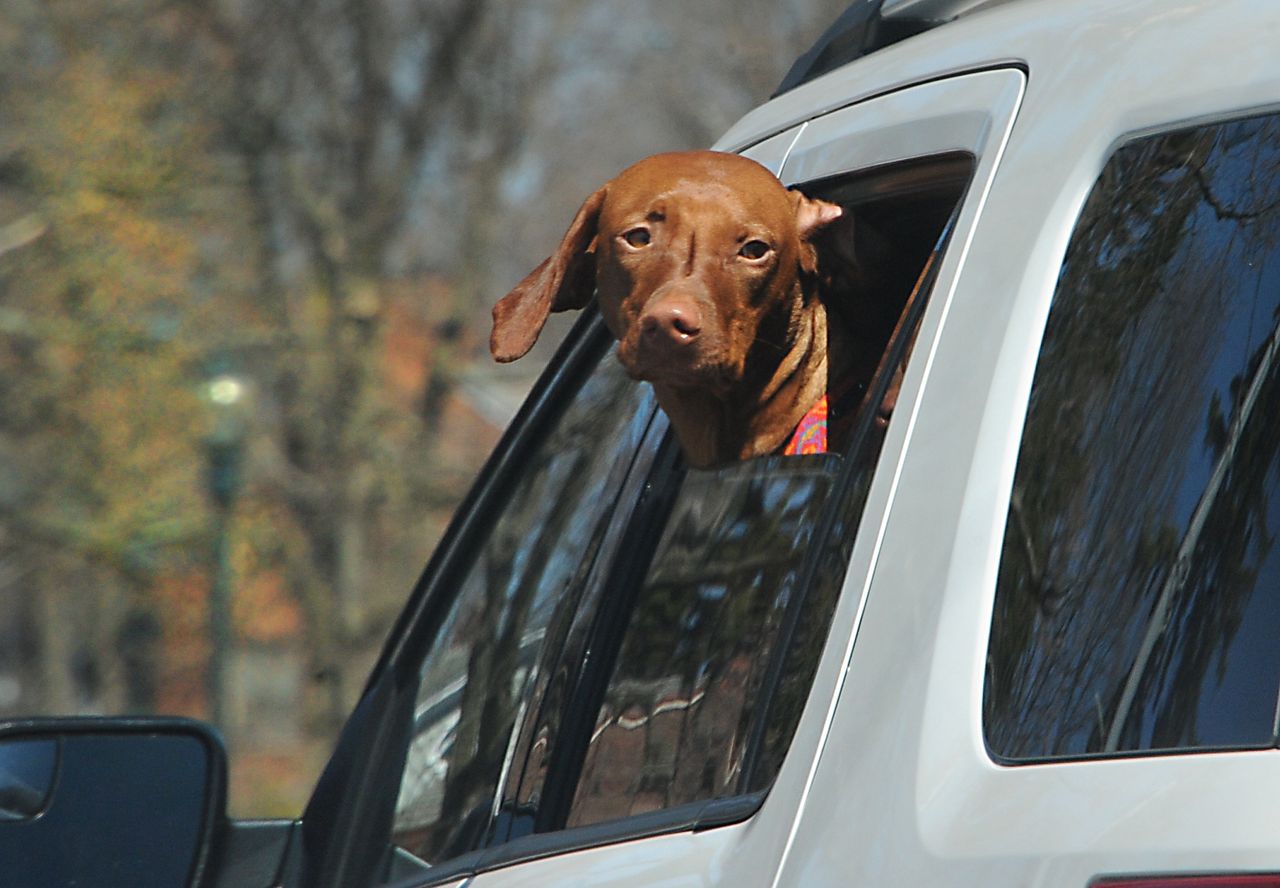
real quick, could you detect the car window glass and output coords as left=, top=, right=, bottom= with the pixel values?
left=390, top=346, right=658, bottom=863
left=985, top=111, right=1280, bottom=760
left=567, top=455, right=840, bottom=826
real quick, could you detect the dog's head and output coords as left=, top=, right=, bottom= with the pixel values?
left=491, top=151, right=841, bottom=394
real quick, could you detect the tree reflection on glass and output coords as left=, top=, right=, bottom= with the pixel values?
left=567, top=456, right=838, bottom=827
left=986, top=113, right=1280, bottom=760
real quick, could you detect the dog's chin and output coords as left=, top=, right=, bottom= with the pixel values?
left=616, top=350, right=732, bottom=393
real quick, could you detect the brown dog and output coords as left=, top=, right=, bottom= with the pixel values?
left=490, top=150, right=846, bottom=468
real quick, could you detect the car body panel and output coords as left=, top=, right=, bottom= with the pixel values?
left=773, top=1, right=1280, bottom=886
left=717, top=0, right=1280, bottom=156
left=733, top=127, right=803, bottom=176
left=462, top=826, right=744, bottom=887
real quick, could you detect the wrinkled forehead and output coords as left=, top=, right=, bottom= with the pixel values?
left=602, top=151, right=796, bottom=231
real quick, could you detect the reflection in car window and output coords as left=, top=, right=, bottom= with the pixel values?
left=567, top=457, right=839, bottom=827
left=391, top=347, right=657, bottom=863
left=986, top=112, right=1280, bottom=760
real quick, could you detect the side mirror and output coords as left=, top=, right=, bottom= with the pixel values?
left=0, top=717, right=227, bottom=888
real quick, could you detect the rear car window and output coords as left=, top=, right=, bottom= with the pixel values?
left=985, top=110, right=1280, bottom=760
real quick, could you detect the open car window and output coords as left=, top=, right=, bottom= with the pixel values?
left=382, top=152, right=974, bottom=878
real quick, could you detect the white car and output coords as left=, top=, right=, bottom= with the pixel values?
left=3, top=1, right=1279, bottom=886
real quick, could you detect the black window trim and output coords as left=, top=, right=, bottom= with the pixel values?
left=298, top=308, right=622, bottom=888
left=520, top=430, right=689, bottom=835
left=484, top=355, right=671, bottom=846
left=373, top=308, right=620, bottom=686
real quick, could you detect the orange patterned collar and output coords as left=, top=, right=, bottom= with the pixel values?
left=783, top=393, right=829, bottom=456
left=781, top=374, right=868, bottom=457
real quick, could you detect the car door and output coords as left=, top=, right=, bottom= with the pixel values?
left=453, top=67, right=1024, bottom=888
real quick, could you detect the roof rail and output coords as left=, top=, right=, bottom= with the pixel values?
left=773, top=0, right=1012, bottom=97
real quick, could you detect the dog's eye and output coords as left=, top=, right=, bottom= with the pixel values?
left=738, top=240, right=771, bottom=260
left=622, top=228, right=651, bottom=248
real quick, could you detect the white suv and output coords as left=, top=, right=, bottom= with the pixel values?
left=3, top=1, right=1279, bottom=886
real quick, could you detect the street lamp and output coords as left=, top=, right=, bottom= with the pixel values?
left=201, top=365, right=250, bottom=736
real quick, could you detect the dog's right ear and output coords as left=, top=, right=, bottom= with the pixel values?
left=491, top=185, right=606, bottom=363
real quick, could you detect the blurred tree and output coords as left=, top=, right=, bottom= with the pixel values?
left=0, top=0, right=854, bottom=814
left=0, top=0, right=256, bottom=715
left=176, top=0, right=570, bottom=729
left=180, top=0, right=850, bottom=730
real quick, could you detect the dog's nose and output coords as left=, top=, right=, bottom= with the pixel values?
left=640, top=302, right=703, bottom=343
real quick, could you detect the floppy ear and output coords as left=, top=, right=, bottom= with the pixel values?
left=789, top=189, right=844, bottom=276
left=491, top=185, right=607, bottom=362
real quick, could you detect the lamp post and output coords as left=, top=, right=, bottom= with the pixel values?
left=202, top=368, right=249, bottom=736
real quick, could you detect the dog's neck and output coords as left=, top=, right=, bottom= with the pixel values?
left=653, top=297, right=834, bottom=468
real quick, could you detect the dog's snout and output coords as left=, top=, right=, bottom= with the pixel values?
left=640, top=301, right=703, bottom=343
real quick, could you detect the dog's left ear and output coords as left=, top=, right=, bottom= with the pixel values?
left=790, top=190, right=844, bottom=275
left=491, top=185, right=606, bottom=363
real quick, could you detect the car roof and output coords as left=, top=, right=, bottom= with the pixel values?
left=774, top=0, right=1019, bottom=97
left=717, top=0, right=1272, bottom=155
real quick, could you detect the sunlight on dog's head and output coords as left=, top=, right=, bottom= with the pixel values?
left=490, top=150, right=843, bottom=466
left=490, top=151, right=840, bottom=386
